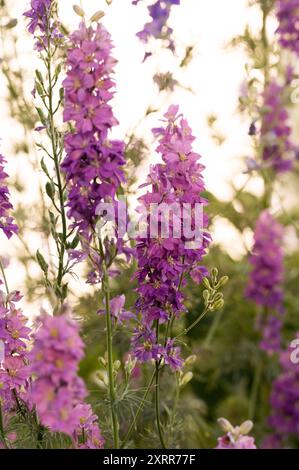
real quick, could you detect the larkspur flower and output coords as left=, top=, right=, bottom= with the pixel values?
left=72, top=403, right=105, bottom=449
left=268, top=334, right=299, bottom=442
left=246, top=211, right=284, bottom=353
left=261, top=80, right=294, bottom=172
left=24, top=0, right=61, bottom=50
left=29, top=312, right=87, bottom=434
left=132, top=0, right=180, bottom=57
left=131, top=106, right=211, bottom=370
left=98, top=295, right=136, bottom=325
left=276, top=0, right=299, bottom=56
left=216, top=418, right=257, bottom=449
left=62, top=22, right=130, bottom=281
left=0, top=286, right=30, bottom=413
left=0, top=154, right=18, bottom=239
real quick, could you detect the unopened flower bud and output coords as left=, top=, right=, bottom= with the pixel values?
left=90, top=11, right=105, bottom=22
left=239, top=420, right=253, bottom=436
left=97, top=370, right=108, bottom=386
left=184, top=354, right=197, bottom=367
left=179, top=371, right=193, bottom=387
left=202, top=277, right=211, bottom=290
left=213, top=299, right=224, bottom=310
left=216, top=275, right=229, bottom=289
left=73, top=5, right=85, bottom=17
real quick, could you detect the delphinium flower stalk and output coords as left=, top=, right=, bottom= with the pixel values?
left=129, top=105, right=212, bottom=447
left=244, top=2, right=295, bottom=184
left=246, top=211, right=284, bottom=354
left=260, top=79, right=294, bottom=173
left=0, top=154, right=18, bottom=240
left=276, top=0, right=299, bottom=56
left=0, top=153, right=31, bottom=448
left=216, top=418, right=257, bottom=449
left=266, top=333, right=299, bottom=446
left=62, top=16, right=129, bottom=448
left=132, top=0, right=180, bottom=58
left=24, top=0, right=71, bottom=309
left=29, top=311, right=104, bottom=448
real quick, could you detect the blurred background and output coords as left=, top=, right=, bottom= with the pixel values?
left=1, top=0, right=299, bottom=448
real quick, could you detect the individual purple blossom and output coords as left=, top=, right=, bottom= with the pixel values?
left=132, top=0, right=180, bottom=56
left=246, top=211, right=284, bottom=353
left=162, top=338, right=183, bottom=370
left=131, top=106, right=211, bottom=370
left=261, top=80, right=294, bottom=172
left=24, top=0, right=51, bottom=35
left=276, top=0, right=299, bottom=56
left=98, top=295, right=136, bottom=325
left=0, top=154, right=18, bottom=239
left=216, top=418, right=257, bottom=449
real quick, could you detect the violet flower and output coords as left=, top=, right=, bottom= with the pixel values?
left=246, top=211, right=284, bottom=353
left=131, top=105, right=211, bottom=370
left=276, top=0, right=299, bottom=56
left=261, top=80, right=294, bottom=172
left=0, top=288, right=31, bottom=413
left=216, top=418, right=257, bottom=449
left=0, top=154, right=18, bottom=239
left=268, top=333, right=299, bottom=441
left=29, top=310, right=103, bottom=447
left=62, top=22, right=129, bottom=280
left=98, top=295, right=136, bottom=325
left=133, top=0, right=180, bottom=56
left=24, top=0, right=61, bottom=50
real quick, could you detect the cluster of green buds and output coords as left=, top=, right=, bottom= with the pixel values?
left=96, top=355, right=121, bottom=389
left=202, top=268, right=228, bottom=311
left=177, top=354, right=197, bottom=388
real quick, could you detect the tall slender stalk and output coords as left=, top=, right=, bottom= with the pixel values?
left=121, top=370, right=156, bottom=448
left=155, top=360, right=166, bottom=449
left=44, top=17, right=68, bottom=305
left=99, top=239, right=119, bottom=448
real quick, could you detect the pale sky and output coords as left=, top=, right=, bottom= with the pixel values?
left=0, top=0, right=282, bottom=311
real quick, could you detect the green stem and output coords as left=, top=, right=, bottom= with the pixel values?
left=102, top=259, right=119, bottom=448
left=45, top=49, right=67, bottom=293
left=155, top=360, right=166, bottom=449
left=121, top=370, right=156, bottom=448
left=261, top=3, right=270, bottom=87
left=0, top=260, right=9, bottom=296
left=249, top=360, right=263, bottom=421
left=175, top=306, right=209, bottom=339
left=203, top=308, right=224, bottom=348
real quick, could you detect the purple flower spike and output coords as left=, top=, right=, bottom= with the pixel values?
left=131, top=106, right=211, bottom=370
left=276, top=0, right=299, bottom=56
left=246, top=211, right=284, bottom=353
left=0, top=154, right=18, bottom=239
